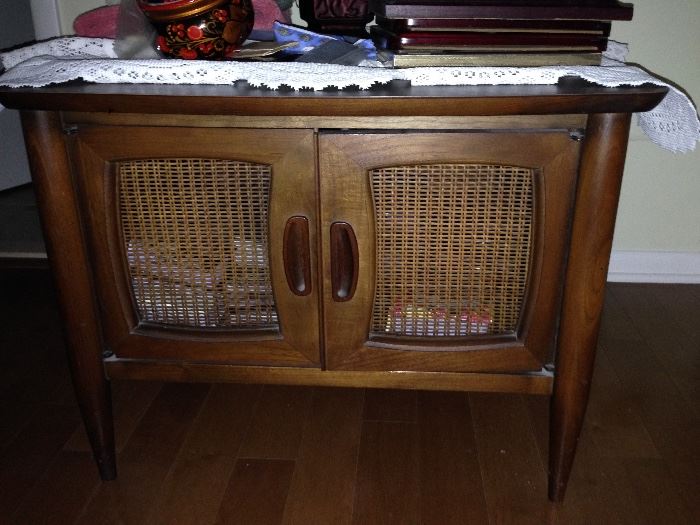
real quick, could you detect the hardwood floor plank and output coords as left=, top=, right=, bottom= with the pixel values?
left=521, top=395, right=549, bottom=468
left=0, top=401, right=38, bottom=452
left=691, top=282, right=700, bottom=302
left=601, top=285, right=700, bottom=512
left=0, top=403, right=81, bottom=517
left=584, top=350, right=659, bottom=460
left=0, top=272, right=71, bottom=407
left=149, top=383, right=262, bottom=525
left=2, top=273, right=699, bottom=523
left=0, top=358, right=73, bottom=408
left=600, top=335, right=700, bottom=518
left=75, top=383, right=210, bottom=524
left=417, top=391, right=489, bottom=525
left=618, top=457, right=697, bottom=525
left=599, top=287, right=642, bottom=343
left=524, top=391, right=639, bottom=525
left=555, top=436, right=637, bottom=524
left=611, top=283, right=700, bottom=412
left=64, top=380, right=164, bottom=453
left=216, top=458, right=295, bottom=525
left=551, top=453, right=695, bottom=525
left=469, top=393, right=549, bottom=525
left=10, top=450, right=101, bottom=525
left=363, top=388, right=417, bottom=422
left=645, top=284, right=700, bottom=346
left=238, top=385, right=313, bottom=460
left=351, top=421, right=420, bottom=525
left=46, top=365, right=88, bottom=408
left=282, top=387, right=365, bottom=525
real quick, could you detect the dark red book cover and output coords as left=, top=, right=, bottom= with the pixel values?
left=368, top=0, right=634, bottom=21
left=375, top=15, right=612, bottom=35
left=370, top=25, right=608, bottom=51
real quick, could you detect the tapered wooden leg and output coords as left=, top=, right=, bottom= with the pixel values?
left=549, top=112, right=632, bottom=501
left=21, top=110, right=116, bottom=480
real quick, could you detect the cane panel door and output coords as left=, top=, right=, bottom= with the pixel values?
left=319, top=131, right=580, bottom=372
left=71, top=126, right=321, bottom=367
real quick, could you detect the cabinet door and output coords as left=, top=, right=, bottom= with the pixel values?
left=319, top=131, right=580, bottom=372
left=72, top=126, right=320, bottom=367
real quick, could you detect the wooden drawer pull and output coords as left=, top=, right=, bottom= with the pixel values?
left=330, top=221, right=359, bottom=302
left=283, top=216, right=312, bottom=296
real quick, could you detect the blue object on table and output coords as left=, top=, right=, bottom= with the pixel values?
left=272, top=22, right=376, bottom=61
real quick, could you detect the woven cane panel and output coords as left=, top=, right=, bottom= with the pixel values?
left=370, top=163, right=534, bottom=337
left=118, top=158, right=278, bottom=330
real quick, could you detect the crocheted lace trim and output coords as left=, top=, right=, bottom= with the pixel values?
left=1, top=37, right=697, bottom=153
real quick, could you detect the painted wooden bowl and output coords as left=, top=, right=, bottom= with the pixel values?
left=137, top=0, right=254, bottom=59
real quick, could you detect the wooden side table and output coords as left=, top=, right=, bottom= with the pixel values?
left=0, top=79, right=667, bottom=501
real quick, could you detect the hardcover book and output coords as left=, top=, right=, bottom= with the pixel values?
left=370, top=25, right=607, bottom=51
left=368, top=0, right=634, bottom=20
left=378, top=50, right=603, bottom=67
left=375, top=16, right=612, bottom=35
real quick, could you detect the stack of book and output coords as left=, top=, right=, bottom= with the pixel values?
left=368, top=0, right=633, bottom=67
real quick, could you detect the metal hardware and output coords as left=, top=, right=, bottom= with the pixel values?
left=568, top=129, right=585, bottom=142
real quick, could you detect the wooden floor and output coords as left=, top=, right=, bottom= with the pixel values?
left=1, top=269, right=698, bottom=525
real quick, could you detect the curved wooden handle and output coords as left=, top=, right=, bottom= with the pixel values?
left=283, top=216, right=311, bottom=296
left=330, top=222, right=359, bottom=302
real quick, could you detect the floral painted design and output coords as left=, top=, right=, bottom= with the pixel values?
left=156, top=0, right=254, bottom=60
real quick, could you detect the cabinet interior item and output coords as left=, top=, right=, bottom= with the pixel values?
left=369, top=162, right=535, bottom=338
left=0, top=79, right=667, bottom=502
left=118, top=157, right=278, bottom=331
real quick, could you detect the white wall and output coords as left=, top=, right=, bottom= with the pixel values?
left=0, top=0, right=34, bottom=191
left=608, top=0, right=700, bottom=281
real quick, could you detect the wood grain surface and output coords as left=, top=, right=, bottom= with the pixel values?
left=1, top=269, right=697, bottom=523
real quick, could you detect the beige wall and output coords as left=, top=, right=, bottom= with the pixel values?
left=610, top=0, right=700, bottom=252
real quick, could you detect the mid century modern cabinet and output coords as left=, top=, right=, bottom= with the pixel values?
left=0, top=79, right=666, bottom=501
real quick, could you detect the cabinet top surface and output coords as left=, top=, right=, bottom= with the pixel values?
left=0, top=78, right=666, bottom=117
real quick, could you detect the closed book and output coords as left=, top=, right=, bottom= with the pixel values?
left=370, top=25, right=607, bottom=52
left=375, top=16, right=612, bottom=35
left=379, top=50, right=603, bottom=67
left=368, top=0, right=634, bottom=21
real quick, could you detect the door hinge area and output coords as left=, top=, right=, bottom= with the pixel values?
left=568, top=129, right=585, bottom=142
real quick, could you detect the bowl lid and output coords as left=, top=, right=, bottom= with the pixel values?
left=138, top=0, right=228, bottom=22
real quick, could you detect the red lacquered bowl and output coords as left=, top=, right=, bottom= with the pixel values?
left=137, top=0, right=254, bottom=59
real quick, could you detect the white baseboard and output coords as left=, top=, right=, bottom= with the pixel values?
left=607, top=251, right=700, bottom=283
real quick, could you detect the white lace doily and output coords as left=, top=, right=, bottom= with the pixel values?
left=1, top=37, right=698, bottom=153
